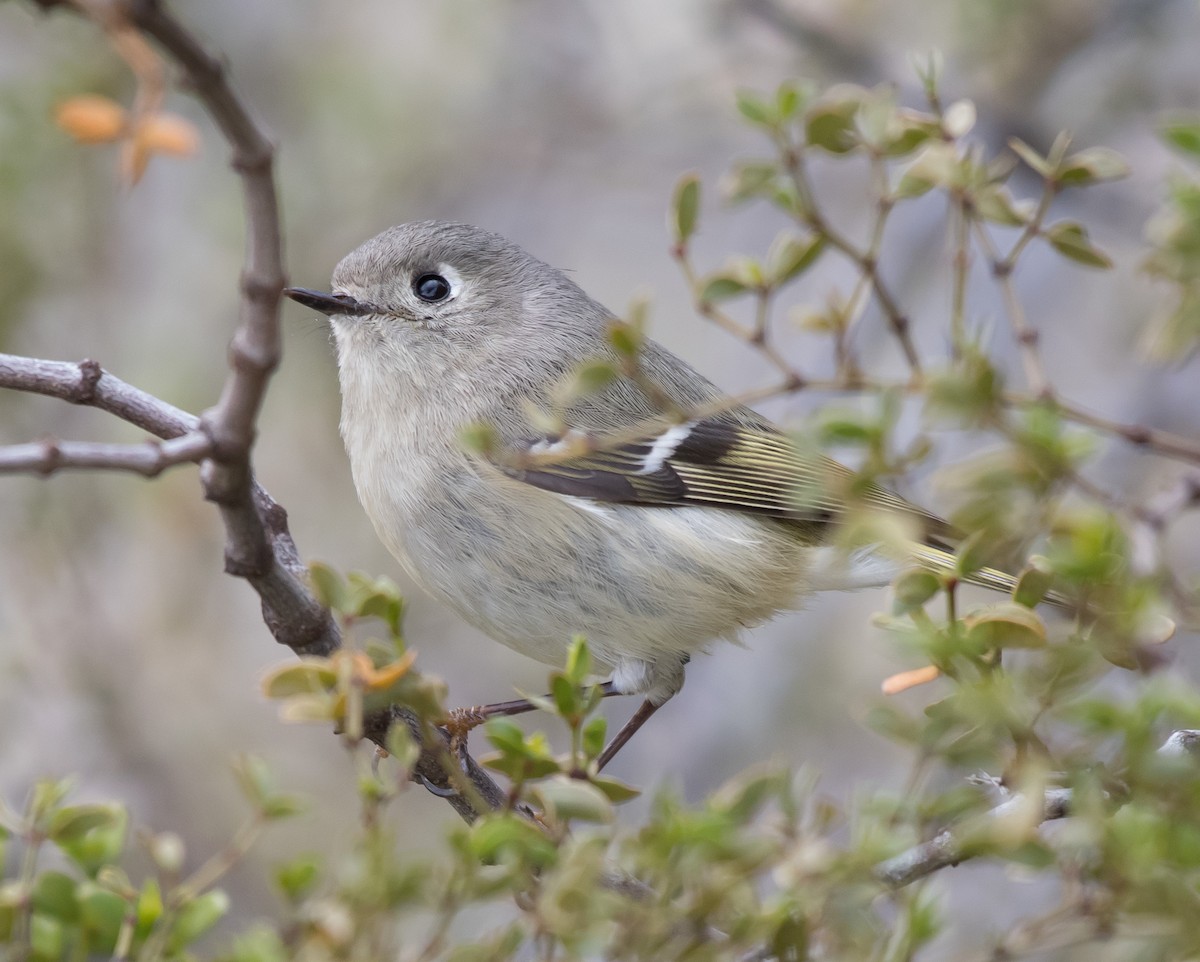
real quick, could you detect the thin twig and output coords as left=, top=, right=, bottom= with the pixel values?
left=780, top=141, right=923, bottom=376
left=875, top=729, right=1200, bottom=888
left=0, top=433, right=211, bottom=477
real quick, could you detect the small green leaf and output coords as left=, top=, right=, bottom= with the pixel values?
left=1008, top=138, right=1051, bottom=177
left=723, top=160, right=778, bottom=204
left=166, top=889, right=230, bottom=952
left=459, top=421, right=498, bottom=457
left=775, top=79, right=813, bottom=121
left=735, top=89, right=776, bottom=128
left=892, top=569, right=942, bottom=615
left=963, top=603, right=1047, bottom=650
left=47, top=804, right=120, bottom=844
left=260, top=660, right=337, bottom=699
left=805, top=100, right=859, bottom=153
left=307, top=562, right=347, bottom=612
left=698, top=273, right=750, bottom=304
left=557, top=360, right=619, bottom=404
left=1162, top=118, right=1200, bottom=158
left=1012, top=560, right=1055, bottom=608
left=77, top=882, right=125, bottom=952
left=550, top=674, right=581, bottom=719
left=261, top=794, right=306, bottom=820
left=275, top=854, right=322, bottom=903
left=136, top=877, right=163, bottom=929
left=974, top=186, right=1028, bottom=226
left=29, top=912, right=65, bottom=960
left=588, top=774, right=641, bottom=803
left=607, top=319, right=643, bottom=360
left=385, top=722, right=421, bottom=770
left=895, top=142, right=960, bottom=198
left=670, top=173, right=701, bottom=245
left=31, top=871, right=79, bottom=923
left=532, top=775, right=615, bottom=824
left=581, top=716, right=607, bottom=759
left=564, top=636, right=591, bottom=686
left=1057, top=147, right=1130, bottom=187
left=231, top=755, right=276, bottom=809
left=1044, top=221, right=1113, bottom=269
left=766, top=232, right=825, bottom=285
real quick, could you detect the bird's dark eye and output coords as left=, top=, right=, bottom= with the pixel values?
left=413, top=273, right=451, bottom=302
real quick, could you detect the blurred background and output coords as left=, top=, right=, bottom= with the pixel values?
left=2, top=0, right=1199, bottom=954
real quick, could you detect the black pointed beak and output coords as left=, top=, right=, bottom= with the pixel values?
left=283, top=287, right=373, bottom=316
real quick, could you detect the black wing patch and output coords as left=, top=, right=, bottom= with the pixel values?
left=497, top=418, right=840, bottom=523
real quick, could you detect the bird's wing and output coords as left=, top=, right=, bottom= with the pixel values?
left=494, top=417, right=959, bottom=548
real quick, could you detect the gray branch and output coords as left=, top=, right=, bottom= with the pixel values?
left=0, top=433, right=212, bottom=477
left=875, top=729, right=1200, bottom=888
left=13, top=0, right=510, bottom=821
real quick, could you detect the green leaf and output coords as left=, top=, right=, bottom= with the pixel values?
left=557, top=359, right=619, bottom=404
left=805, top=99, right=859, bottom=153
left=766, top=232, right=825, bottom=285
left=550, top=674, right=581, bottom=719
left=963, top=603, right=1047, bottom=650
left=385, top=721, right=421, bottom=770
left=895, top=142, right=960, bottom=198
left=166, top=889, right=229, bottom=952
left=31, top=871, right=79, bottom=923
left=136, top=877, right=163, bottom=929
left=589, top=774, right=641, bottom=803
left=76, top=882, right=125, bottom=953
left=1044, top=221, right=1113, bottom=269
left=307, top=562, right=347, bottom=612
left=231, top=754, right=276, bottom=809
left=606, top=319, right=643, bottom=360
left=1012, top=559, right=1055, bottom=608
left=275, top=854, right=322, bottom=903
left=670, top=172, right=701, bottom=245
left=722, top=160, right=778, bottom=204
left=29, top=912, right=65, bottom=960
left=974, top=185, right=1029, bottom=226
left=47, top=804, right=120, bottom=844
left=735, top=89, right=776, bottom=128
left=1162, top=118, right=1200, bottom=159
left=1057, top=147, right=1130, bottom=187
left=581, top=716, right=607, bottom=759
left=261, top=794, right=306, bottom=820
left=564, top=637, right=591, bottom=686
left=1008, top=137, right=1051, bottom=177
left=892, top=569, right=942, bottom=615
left=775, top=79, right=813, bottom=122
left=532, top=775, right=615, bottom=824
left=698, top=273, right=750, bottom=304
left=29, top=778, right=74, bottom=825
left=260, top=659, right=337, bottom=698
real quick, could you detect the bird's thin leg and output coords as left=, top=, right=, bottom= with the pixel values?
left=444, top=681, right=621, bottom=760
left=596, top=695, right=669, bottom=771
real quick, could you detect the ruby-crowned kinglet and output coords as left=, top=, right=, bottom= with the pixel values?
left=285, top=221, right=1007, bottom=766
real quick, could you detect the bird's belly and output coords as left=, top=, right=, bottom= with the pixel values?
left=357, top=465, right=812, bottom=681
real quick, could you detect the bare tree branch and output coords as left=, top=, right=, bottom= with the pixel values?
left=876, top=729, right=1200, bottom=888
left=0, top=432, right=211, bottom=476
left=13, top=2, right=510, bottom=822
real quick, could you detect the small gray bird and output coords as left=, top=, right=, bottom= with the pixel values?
left=285, top=221, right=1012, bottom=767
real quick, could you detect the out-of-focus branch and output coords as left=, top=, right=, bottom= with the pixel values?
left=876, top=729, right=1200, bottom=888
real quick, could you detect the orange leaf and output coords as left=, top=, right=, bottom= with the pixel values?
left=55, top=95, right=127, bottom=144
left=362, top=648, right=418, bottom=691
left=136, top=112, right=200, bottom=157
left=881, top=664, right=941, bottom=695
